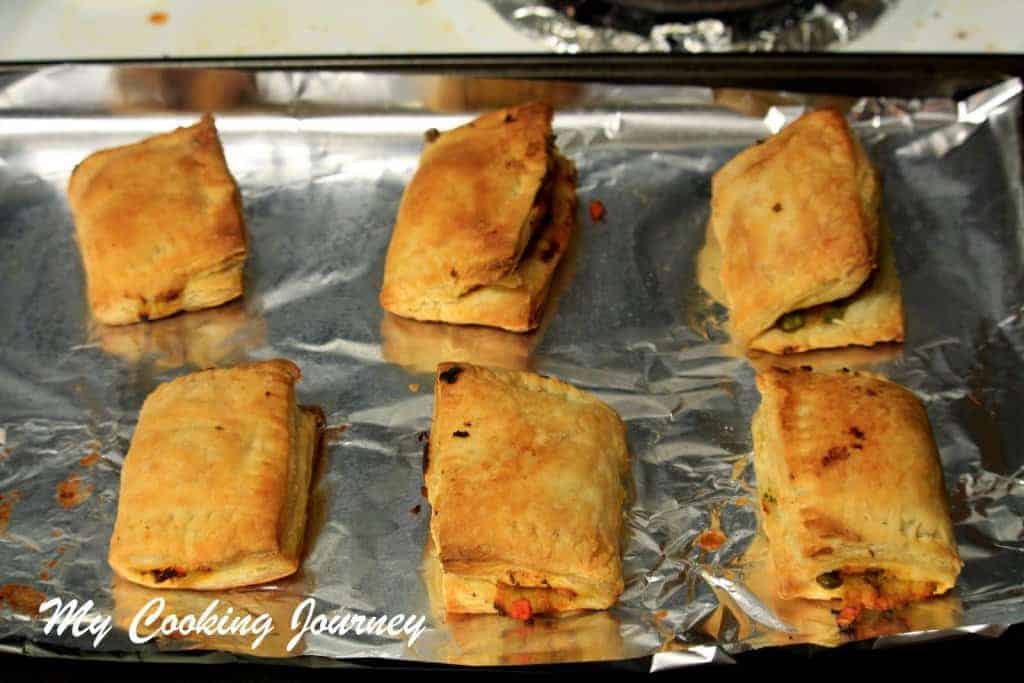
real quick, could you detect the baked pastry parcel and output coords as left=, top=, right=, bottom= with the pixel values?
left=706, top=108, right=904, bottom=353
left=108, top=359, right=323, bottom=590
left=68, top=114, right=247, bottom=325
left=752, top=368, right=962, bottom=624
left=380, top=102, right=577, bottom=332
left=425, top=363, right=630, bottom=618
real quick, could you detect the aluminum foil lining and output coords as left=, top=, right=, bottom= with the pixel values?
left=487, top=0, right=894, bottom=53
left=0, top=66, right=1022, bottom=670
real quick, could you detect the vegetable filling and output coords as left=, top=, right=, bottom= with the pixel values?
left=493, top=583, right=577, bottom=620
left=815, top=568, right=939, bottom=617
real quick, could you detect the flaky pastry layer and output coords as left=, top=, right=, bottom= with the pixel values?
left=108, top=359, right=321, bottom=590
left=380, top=102, right=577, bottom=332
left=752, top=368, right=961, bottom=611
left=425, top=363, right=630, bottom=617
left=748, top=222, right=904, bottom=353
left=69, top=114, right=247, bottom=325
left=709, top=109, right=884, bottom=349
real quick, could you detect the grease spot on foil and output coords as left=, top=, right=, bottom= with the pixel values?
left=0, top=584, right=46, bottom=615
left=56, top=474, right=93, bottom=510
left=0, top=490, right=22, bottom=534
left=698, top=529, right=726, bottom=552
left=79, top=452, right=100, bottom=468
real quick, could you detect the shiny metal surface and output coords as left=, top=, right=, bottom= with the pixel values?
left=0, top=67, right=1021, bottom=669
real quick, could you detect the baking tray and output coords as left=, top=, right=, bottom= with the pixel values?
left=4, top=53, right=1024, bottom=94
left=1, top=54, right=1023, bottom=672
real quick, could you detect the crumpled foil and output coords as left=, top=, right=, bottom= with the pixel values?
left=0, top=66, right=1022, bottom=670
left=486, top=0, right=894, bottom=53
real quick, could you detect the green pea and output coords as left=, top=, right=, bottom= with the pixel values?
left=778, top=312, right=805, bottom=332
left=816, top=571, right=843, bottom=589
left=823, top=304, right=847, bottom=324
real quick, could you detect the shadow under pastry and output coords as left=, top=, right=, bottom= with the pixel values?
left=93, top=301, right=267, bottom=370
left=111, top=572, right=311, bottom=658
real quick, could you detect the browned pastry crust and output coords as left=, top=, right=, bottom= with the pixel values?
left=422, top=541, right=626, bottom=665
left=108, top=359, right=322, bottom=590
left=708, top=108, right=901, bottom=352
left=752, top=368, right=962, bottom=616
left=380, top=102, right=577, bottom=332
left=68, top=114, right=246, bottom=325
left=747, top=221, right=904, bottom=354
left=425, top=363, right=630, bottom=617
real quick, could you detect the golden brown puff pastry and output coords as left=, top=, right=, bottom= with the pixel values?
left=747, top=221, right=904, bottom=354
left=108, top=359, right=323, bottom=590
left=728, top=531, right=961, bottom=648
left=380, top=102, right=577, bottom=332
left=708, top=108, right=899, bottom=351
left=752, top=368, right=961, bottom=620
left=420, top=538, right=626, bottom=665
left=68, top=114, right=247, bottom=326
left=426, top=363, right=630, bottom=618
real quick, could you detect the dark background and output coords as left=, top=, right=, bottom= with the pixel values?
left=3, top=623, right=1020, bottom=676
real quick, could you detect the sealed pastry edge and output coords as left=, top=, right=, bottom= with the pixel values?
left=747, top=220, right=905, bottom=354
left=425, top=362, right=629, bottom=617
left=107, top=359, right=322, bottom=590
left=68, top=113, right=248, bottom=326
left=379, top=102, right=577, bottom=332
left=751, top=368, right=962, bottom=613
left=708, top=108, right=893, bottom=352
